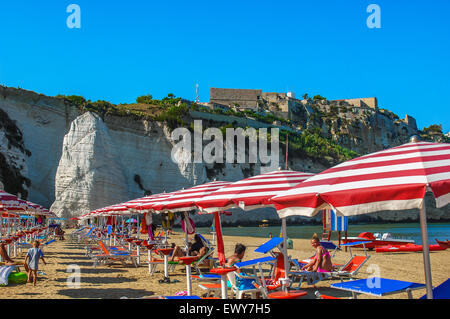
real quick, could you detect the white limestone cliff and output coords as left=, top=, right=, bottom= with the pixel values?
left=50, top=112, right=129, bottom=218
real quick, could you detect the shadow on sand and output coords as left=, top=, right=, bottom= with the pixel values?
left=57, top=288, right=155, bottom=299
left=54, top=276, right=138, bottom=285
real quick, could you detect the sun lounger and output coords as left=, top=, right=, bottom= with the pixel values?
left=234, top=256, right=277, bottom=298
left=92, top=241, right=138, bottom=268
left=200, top=238, right=286, bottom=299
left=419, top=278, right=450, bottom=299
left=198, top=282, right=230, bottom=297
left=191, top=273, right=221, bottom=282
left=290, top=241, right=370, bottom=287
left=330, top=277, right=425, bottom=299
left=163, top=295, right=202, bottom=299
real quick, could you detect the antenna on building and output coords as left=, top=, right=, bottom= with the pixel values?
left=195, top=84, right=199, bottom=103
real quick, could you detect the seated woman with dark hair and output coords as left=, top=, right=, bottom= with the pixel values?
left=225, top=243, right=246, bottom=267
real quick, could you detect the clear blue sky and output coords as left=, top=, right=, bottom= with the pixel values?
left=0, top=0, right=449, bottom=132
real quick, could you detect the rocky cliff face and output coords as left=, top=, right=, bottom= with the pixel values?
left=0, top=108, right=31, bottom=197
left=50, top=112, right=129, bottom=218
left=292, top=99, right=419, bottom=155
left=0, top=86, right=448, bottom=224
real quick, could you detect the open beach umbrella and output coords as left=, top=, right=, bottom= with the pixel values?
left=0, top=190, right=28, bottom=209
left=148, top=180, right=232, bottom=295
left=270, top=140, right=450, bottom=299
left=195, top=170, right=315, bottom=213
left=125, top=193, right=173, bottom=213
left=195, top=170, right=315, bottom=293
left=151, top=181, right=232, bottom=213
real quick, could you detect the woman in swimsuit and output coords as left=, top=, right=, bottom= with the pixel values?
left=302, top=234, right=333, bottom=272
left=225, top=243, right=246, bottom=267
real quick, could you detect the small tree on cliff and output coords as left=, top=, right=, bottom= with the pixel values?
left=313, top=95, right=326, bottom=101
left=423, top=124, right=443, bottom=135
left=136, top=94, right=153, bottom=104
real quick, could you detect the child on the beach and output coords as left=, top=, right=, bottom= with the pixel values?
left=24, top=240, right=47, bottom=286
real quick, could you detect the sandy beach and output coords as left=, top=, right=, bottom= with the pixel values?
left=0, top=229, right=448, bottom=299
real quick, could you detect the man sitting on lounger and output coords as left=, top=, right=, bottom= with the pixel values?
left=169, top=234, right=208, bottom=261
left=301, top=233, right=333, bottom=272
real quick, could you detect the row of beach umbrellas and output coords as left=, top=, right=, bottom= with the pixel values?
left=0, top=190, right=56, bottom=217
left=81, top=140, right=450, bottom=299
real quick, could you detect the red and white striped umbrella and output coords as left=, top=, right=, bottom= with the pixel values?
left=151, top=181, right=232, bottom=213
left=98, top=204, right=130, bottom=216
left=0, top=190, right=28, bottom=210
left=270, top=141, right=450, bottom=299
left=194, top=170, right=315, bottom=214
left=270, top=141, right=450, bottom=217
left=124, top=193, right=173, bottom=213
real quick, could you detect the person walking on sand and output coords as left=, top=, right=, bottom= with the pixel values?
left=24, top=240, right=47, bottom=286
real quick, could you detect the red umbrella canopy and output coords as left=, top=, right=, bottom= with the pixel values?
left=151, top=181, right=232, bottom=213
left=194, top=170, right=315, bottom=214
left=270, top=141, right=450, bottom=218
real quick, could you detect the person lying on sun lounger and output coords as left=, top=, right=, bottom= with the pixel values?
left=0, top=242, right=16, bottom=265
left=169, top=234, right=208, bottom=262
left=301, top=233, right=333, bottom=272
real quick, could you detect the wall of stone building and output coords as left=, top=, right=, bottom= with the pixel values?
left=404, top=114, right=418, bottom=130
left=210, top=88, right=261, bottom=109
left=337, top=97, right=378, bottom=109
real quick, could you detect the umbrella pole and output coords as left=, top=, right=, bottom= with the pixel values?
left=281, top=218, right=290, bottom=292
left=419, top=204, right=433, bottom=299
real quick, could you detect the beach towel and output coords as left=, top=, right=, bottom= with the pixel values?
left=181, top=212, right=195, bottom=235
left=0, top=266, right=17, bottom=286
left=148, top=224, right=154, bottom=241
left=140, top=214, right=148, bottom=234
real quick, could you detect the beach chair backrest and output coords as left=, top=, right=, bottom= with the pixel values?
left=98, top=241, right=110, bottom=255
left=194, top=246, right=215, bottom=269
left=196, top=233, right=212, bottom=249
left=254, top=237, right=283, bottom=254
left=272, top=252, right=285, bottom=281
left=86, top=227, right=95, bottom=238
left=342, top=255, right=368, bottom=273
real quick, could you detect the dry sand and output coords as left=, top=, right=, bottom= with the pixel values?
left=0, top=229, right=448, bottom=299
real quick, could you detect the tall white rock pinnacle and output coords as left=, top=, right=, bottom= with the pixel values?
left=50, top=112, right=128, bottom=218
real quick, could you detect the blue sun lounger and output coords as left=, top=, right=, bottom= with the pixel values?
left=330, top=277, right=426, bottom=299
left=163, top=295, right=202, bottom=299
left=419, top=278, right=450, bottom=299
